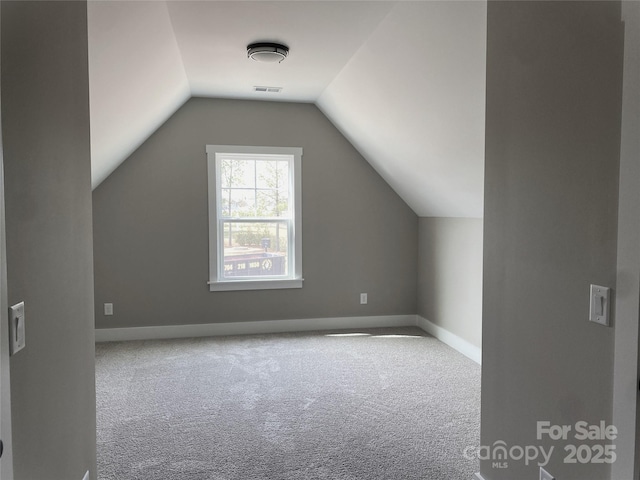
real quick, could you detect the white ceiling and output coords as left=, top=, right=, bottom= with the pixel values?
left=88, top=1, right=487, bottom=217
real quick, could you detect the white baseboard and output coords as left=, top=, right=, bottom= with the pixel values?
left=96, top=315, right=483, bottom=366
left=95, top=315, right=416, bottom=342
left=416, top=315, right=482, bottom=365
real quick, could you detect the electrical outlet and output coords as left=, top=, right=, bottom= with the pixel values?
left=360, top=293, right=367, bottom=305
left=540, top=467, right=555, bottom=480
left=104, top=303, right=113, bottom=316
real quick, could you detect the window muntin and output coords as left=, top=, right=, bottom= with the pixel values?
left=207, top=145, right=302, bottom=291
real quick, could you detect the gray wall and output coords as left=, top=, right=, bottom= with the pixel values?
left=93, top=98, right=417, bottom=329
left=417, top=217, right=482, bottom=348
left=1, top=2, right=96, bottom=479
left=482, top=2, right=622, bottom=479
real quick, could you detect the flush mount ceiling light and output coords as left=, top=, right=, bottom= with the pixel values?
left=247, top=42, right=289, bottom=63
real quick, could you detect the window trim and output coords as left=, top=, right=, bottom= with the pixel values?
left=206, top=145, right=303, bottom=291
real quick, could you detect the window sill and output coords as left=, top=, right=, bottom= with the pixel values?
left=208, top=278, right=304, bottom=292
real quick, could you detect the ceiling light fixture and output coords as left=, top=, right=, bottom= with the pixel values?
left=247, top=42, right=289, bottom=63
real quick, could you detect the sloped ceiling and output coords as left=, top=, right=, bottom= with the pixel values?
left=88, top=1, right=486, bottom=217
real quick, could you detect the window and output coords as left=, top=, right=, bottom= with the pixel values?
left=206, top=145, right=303, bottom=291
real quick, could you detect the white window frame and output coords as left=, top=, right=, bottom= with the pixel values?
left=206, top=145, right=303, bottom=291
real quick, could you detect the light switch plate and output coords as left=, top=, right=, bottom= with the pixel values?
left=589, top=284, right=610, bottom=326
left=9, top=301, right=25, bottom=355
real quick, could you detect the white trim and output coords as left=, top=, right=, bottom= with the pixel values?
left=95, top=315, right=416, bottom=342
left=612, top=3, right=640, bottom=478
left=0, top=115, right=14, bottom=479
left=206, top=145, right=303, bottom=157
left=208, top=278, right=303, bottom=292
left=416, top=315, right=482, bottom=365
left=95, top=314, right=483, bottom=474
left=95, top=315, right=485, bottom=366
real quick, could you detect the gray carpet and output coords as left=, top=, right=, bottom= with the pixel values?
left=96, top=327, right=480, bottom=480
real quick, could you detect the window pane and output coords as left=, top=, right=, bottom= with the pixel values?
left=220, top=158, right=254, bottom=189
left=256, top=189, right=289, bottom=218
left=220, top=188, right=230, bottom=217
left=256, top=160, right=289, bottom=189
left=222, top=188, right=256, bottom=217
left=220, top=189, right=254, bottom=218
left=257, top=160, right=289, bottom=215
left=219, top=158, right=290, bottom=218
left=221, top=221, right=289, bottom=278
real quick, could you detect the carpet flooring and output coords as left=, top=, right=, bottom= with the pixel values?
left=96, top=327, right=481, bottom=480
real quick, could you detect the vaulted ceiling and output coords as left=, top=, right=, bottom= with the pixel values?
left=88, top=1, right=486, bottom=217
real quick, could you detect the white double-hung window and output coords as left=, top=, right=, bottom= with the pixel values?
left=206, top=145, right=303, bottom=291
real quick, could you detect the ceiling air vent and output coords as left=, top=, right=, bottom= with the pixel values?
left=253, top=86, right=282, bottom=93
